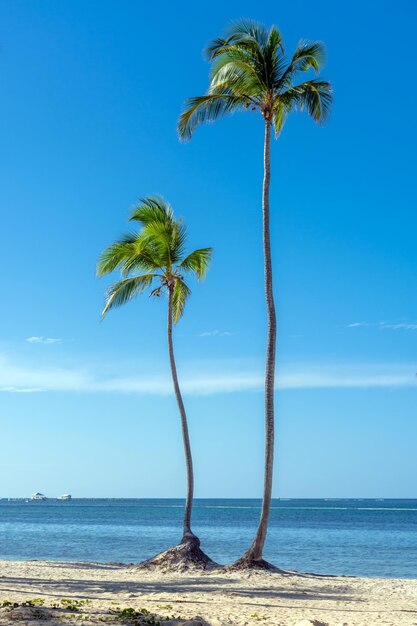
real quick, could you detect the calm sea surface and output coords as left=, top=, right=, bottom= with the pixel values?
left=0, top=498, right=416, bottom=578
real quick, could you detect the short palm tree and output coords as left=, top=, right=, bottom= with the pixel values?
left=178, top=19, right=332, bottom=567
left=97, top=197, right=213, bottom=564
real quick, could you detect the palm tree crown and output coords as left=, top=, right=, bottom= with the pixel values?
left=97, top=197, right=212, bottom=320
left=178, top=18, right=332, bottom=139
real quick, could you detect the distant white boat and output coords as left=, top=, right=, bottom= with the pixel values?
left=57, top=494, right=72, bottom=501
left=30, top=492, right=47, bottom=501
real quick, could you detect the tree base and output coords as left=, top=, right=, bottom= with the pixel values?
left=137, top=536, right=218, bottom=573
left=227, top=551, right=286, bottom=572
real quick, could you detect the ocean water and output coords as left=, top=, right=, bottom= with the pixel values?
left=0, top=498, right=416, bottom=579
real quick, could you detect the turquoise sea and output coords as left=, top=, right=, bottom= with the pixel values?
left=1, top=498, right=416, bottom=578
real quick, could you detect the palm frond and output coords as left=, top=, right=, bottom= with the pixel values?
left=130, top=196, right=174, bottom=225
left=179, top=247, right=212, bottom=279
left=178, top=93, right=247, bottom=141
left=210, top=54, right=267, bottom=96
left=128, top=196, right=187, bottom=269
left=170, top=221, right=188, bottom=264
left=101, top=274, right=156, bottom=317
left=225, top=18, right=270, bottom=51
left=218, top=20, right=279, bottom=90
left=278, top=41, right=326, bottom=90
left=208, top=38, right=267, bottom=87
left=264, top=25, right=284, bottom=58
left=281, top=79, right=333, bottom=123
left=264, top=27, right=287, bottom=89
left=97, top=239, right=136, bottom=276
left=206, top=19, right=268, bottom=61
left=206, top=36, right=231, bottom=60
left=138, top=219, right=183, bottom=268
left=97, top=231, right=162, bottom=277
left=172, top=278, right=191, bottom=323
left=119, top=247, right=163, bottom=276
left=292, top=40, right=325, bottom=72
left=272, top=100, right=289, bottom=137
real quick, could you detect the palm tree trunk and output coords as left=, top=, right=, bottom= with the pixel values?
left=167, top=286, right=200, bottom=547
left=246, top=119, right=276, bottom=562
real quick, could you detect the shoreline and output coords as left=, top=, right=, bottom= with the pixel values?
left=0, top=560, right=416, bottom=626
left=1, top=556, right=416, bottom=581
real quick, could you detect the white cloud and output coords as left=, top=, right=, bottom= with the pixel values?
left=26, top=336, right=63, bottom=345
left=0, top=354, right=415, bottom=395
left=0, top=386, right=42, bottom=393
left=380, top=322, right=417, bottom=331
left=199, top=330, right=231, bottom=337
left=348, top=321, right=417, bottom=331
left=279, top=370, right=417, bottom=389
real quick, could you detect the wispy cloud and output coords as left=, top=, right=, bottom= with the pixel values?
left=26, top=336, right=63, bottom=345
left=348, top=321, right=417, bottom=331
left=380, top=322, right=417, bottom=330
left=280, top=370, right=417, bottom=389
left=0, top=354, right=415, bottom=395
left=199, top=330, right=231, bottom=337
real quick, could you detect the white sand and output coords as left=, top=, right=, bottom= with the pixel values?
left=0, top=560, right=416, bottom=626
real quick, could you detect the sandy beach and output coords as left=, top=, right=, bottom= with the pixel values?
left=0, top=560, right=416, bottom=626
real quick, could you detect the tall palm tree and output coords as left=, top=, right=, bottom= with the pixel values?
left=97, top=197, right=213, bottom=561
left=178, top=19, right=332, bottom=567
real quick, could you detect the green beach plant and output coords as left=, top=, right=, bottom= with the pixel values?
left=97, top=196, right=213, bottom=566
left=178, top=18, right=332, bottom=567
left=115, top=607, right=160, bottom=626
left=60, top=599, right=90, bottom=612
left=22, top=599, right=46, bottom=607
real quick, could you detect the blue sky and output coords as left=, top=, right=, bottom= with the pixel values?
left=0, top=0, right=416, bottom=498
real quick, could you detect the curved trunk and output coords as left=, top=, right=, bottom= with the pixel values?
left=167, top=287, right=200, bottom=547
left=247, top=119, right=276, bottom=562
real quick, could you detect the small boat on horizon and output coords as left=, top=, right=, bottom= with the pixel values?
left=30, top=492, right=47, bottom=501
left=57, top=494, right=72, bottom=501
